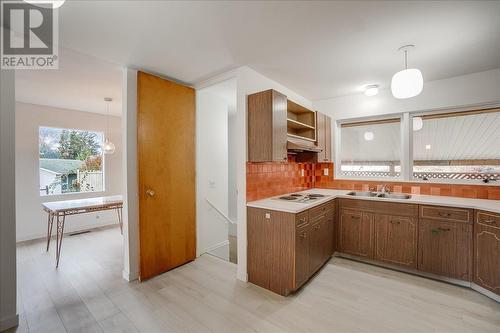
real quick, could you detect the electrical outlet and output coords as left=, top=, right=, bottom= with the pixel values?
left=323, top=168, right=329, bottom=176
left=301, top=169, right=305, bottom=177
left=265, top=213, right=271, bottom=219
left=209, top=180, right=216, bottom=188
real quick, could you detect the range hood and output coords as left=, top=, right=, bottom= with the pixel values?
left=287, top=139, right=322, bottom=153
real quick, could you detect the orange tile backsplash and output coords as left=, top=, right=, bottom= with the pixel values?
left=314, top=162, right=500, bottom=201
left=246, top=158, right=314, bottom=201
left=247, top=161, right=500, bottom=202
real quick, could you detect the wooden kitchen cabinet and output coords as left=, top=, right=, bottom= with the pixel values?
left=316, top=112, right=332, bottom=162
left=374, top=214, right=417, bottom=268
left=418, top=216, right=472, bottom=281
left=247, top=90, right=288, bottom=162
left=474, top=210, right=500, bottom=295
left=339, top=209, right=374, bottom=259
left=295, top=225, right=310, bottom=288
left=247, top=200, right=335, bottom=296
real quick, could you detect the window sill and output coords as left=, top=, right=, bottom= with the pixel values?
left=333, top=176, right=500, bottom=187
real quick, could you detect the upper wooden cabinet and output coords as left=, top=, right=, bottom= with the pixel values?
left=248, top=89, right=332, bottom=162
left=248, top=90, right=288, bottom=162
left=316, top=112, right=332, bottom=162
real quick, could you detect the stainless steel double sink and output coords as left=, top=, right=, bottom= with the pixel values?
left=346, top=191, right=412, bottom=200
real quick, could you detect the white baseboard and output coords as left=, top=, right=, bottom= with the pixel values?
left=0, top=314, right=19, bottom=332
left=16, top=219, right=119, bottom=243
left=122, top=269, right=139, bottom=282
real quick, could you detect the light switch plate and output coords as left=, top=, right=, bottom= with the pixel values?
left=323, top=168, right=329, bottom=176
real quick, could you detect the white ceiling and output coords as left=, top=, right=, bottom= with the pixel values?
left=15, top=1, right=500, bottom=114
left=15, top=48, right=123, bottom=116
left=56, top=0, right=500, bottom=100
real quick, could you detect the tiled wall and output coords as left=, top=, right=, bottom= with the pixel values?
left=246, top=161, right=500, bottom=201
left=315, top=162, right=500, bottom=200
left=246, top=157, right=314, bottom=201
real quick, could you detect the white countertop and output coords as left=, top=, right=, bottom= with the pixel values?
left=247, top=188, right=500, bottom=214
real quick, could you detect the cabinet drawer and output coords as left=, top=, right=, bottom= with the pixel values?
left=296, top=211, right=309, bottom=228
left=476, top=211, right=500, bottom=228
left=309, top=201, right=334, bottom=221
left=420, top=205, right=472, bottom=223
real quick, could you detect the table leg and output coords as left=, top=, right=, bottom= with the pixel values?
left=46, top=213, right=54, bottom=251
left=55, top=214, right=66, bottom=268
left=117, top=207, right=123, bottom=235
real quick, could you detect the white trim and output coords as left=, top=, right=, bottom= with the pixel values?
left=194, top=69, right=237, bottom=90
left=0, top=314, right=19, bottom=332
left=15, top=219, right=120, bottom=243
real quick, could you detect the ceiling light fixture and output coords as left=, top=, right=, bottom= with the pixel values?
left=364, top=131, right=374, bottom=141
left=102, top=97, right=115, bottom=155
left=391, top=45, right=423, bottom=99
left=413, top=116, right=423, bottom=131
left=24, top=0, right=66, bottom=8
left=364, top=85, right=379, bottom=97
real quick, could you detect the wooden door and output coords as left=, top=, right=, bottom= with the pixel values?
left=374, top=214, right=417, bottom=268
left=340, top=210, right=374, bottom=259
left=295, top=226, right=310, bottom=288
left=418, top=219, right=471, bottom=280
left=474, top=222, right=500, bottom=294
left=137, top=71, right=196, bottom=280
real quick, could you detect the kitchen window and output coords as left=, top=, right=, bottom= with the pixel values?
left=338, top=118, right=402, bottom=180
left=39, top=126, right=105, bottom=196
left=335, top=107, right=500, bottom=184
left=412, top=109, right=500, bottom=183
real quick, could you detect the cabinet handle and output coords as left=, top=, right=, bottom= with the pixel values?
left=482, top=219, right=495, bottom=224
left=314, top=224, right=321, bottom=230
left=390, top=220, right=401, bottom=225
left=438, top=212, right=452, bottom=217
left=438, top=227, right=451, bottom=232
left=351, top=215, right=360, bottom=219
left=300, top=233, right=307, bottom=239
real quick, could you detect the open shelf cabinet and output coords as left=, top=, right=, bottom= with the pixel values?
left=287, top=100, right=316, bottom=141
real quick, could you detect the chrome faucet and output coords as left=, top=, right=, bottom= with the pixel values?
left=380, top=184, right=390, bottom=194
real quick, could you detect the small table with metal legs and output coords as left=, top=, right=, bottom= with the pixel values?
left=42, top=195, right=124, bottom=267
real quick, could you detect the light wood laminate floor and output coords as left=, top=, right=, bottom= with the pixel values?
left=10, top=226, right=500, bottom=333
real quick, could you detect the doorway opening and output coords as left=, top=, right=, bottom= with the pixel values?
left=196, top=78, right=238, bottom=263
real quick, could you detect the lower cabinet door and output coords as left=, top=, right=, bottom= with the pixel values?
left=474, top=223, right=500, bottom=295
left=309, top=221, right=324, bottom=274
left=295, top=226, right=310, bottom=289
left=374, top=215, right=417, bottom=268
left=418, top=219, right=471, bottom=280
left=340, top=210, right=374, bottom=259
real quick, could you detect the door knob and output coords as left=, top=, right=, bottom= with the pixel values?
left=145, top=189, right=155, bottom=197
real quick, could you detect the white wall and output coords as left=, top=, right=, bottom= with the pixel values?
left=235, top=66, right=313, bottom=281
left=15, top=102, right=123, bottom=242
left=196, top=89, right=230, bottom=255
left=0, top=70, right=18, bottom=331
left=228, top=106, right=238, bottom=237
left=314, top=68, right=500, bottom=120
left=121, top=68, right=139, bottom=282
